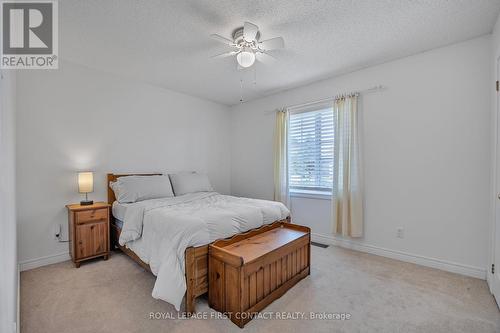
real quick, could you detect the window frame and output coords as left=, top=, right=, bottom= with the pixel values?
left=287, top=101, right=334, bottom=198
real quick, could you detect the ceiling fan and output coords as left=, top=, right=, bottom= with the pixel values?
left=210, top=22, right=285, bottom=68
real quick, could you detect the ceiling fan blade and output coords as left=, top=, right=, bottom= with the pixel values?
left=243, top=22, right=259, bottom=41
left=210, top=34, right=235, bottom=46
left=259, top=37, right=284, bottom=50
left=211, top=51, right=237, bottom=59
left=256, top=52, right=277, bottom=65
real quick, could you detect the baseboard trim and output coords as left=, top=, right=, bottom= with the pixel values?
left=19, top=237, right=486, bottom=279
left=19, top=252, right=70, bottom=272
left=16, top=264, right=19, bottom=333
left=312, top=233, right=486, bottom=280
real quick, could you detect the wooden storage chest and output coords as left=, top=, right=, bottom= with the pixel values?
left=208, top=222, right=311, bottom=327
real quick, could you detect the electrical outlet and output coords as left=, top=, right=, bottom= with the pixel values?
left=53, top=223, right=61, bottom=239
left=396, top=227, right=404, bottom=238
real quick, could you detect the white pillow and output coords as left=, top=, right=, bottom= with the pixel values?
left=110, top=175, right=174, bottom=203
left=169, top=172, right=214, bottom=196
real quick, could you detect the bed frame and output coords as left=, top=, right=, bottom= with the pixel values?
left=106, top=173, right=290, bottom=314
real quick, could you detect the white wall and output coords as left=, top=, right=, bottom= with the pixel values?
left=230, top=36, right=492, bottom=278
left=489, top=13, right=500, bottom=290
left=16, top=60, right=231, bottom=267
left=1, top=71, right=18, bottom=332
left=16, top=36, right=493, bottom=279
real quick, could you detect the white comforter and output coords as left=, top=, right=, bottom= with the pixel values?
left=118, top=192, right=290, bottom=310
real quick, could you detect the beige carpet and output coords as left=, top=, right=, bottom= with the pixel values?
left=21, top=246, right=499, bottom=333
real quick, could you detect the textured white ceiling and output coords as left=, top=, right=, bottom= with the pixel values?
left=60, top=0, right=500, bottom=105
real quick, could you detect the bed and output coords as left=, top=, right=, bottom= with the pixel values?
left=107, top=173, right=291, bottom=313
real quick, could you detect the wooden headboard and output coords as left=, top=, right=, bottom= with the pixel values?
left=106, top=173, right=162, bottom=204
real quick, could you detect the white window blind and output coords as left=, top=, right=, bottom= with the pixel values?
left=288, top=105, right=334, bottom=193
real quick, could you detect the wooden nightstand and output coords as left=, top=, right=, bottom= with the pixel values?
left=66, top=202, right=110, bottom=268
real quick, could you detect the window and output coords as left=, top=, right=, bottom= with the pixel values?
left=288, top=104, right=334, bottom=195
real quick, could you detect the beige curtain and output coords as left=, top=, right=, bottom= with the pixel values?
left=274, top=108, right=290, bottom=207
left=332, top=95, right=363, bottom=237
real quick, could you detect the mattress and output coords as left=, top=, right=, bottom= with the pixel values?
left=112, top=201, right=130, bottom=221
left=117, top=191, right=290, bottom=311
left=114, top=218, right=124, bottom=229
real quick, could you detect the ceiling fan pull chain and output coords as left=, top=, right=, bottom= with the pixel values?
left=240, top=79, right=244, bottom=103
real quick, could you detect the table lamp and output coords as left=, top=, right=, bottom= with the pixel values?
left=78, top=172, right=94, bottom=205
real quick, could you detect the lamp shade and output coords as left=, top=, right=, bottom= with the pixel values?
left=78, top=172, right=94, bottom=193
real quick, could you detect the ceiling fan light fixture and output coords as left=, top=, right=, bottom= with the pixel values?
left=236, top=49, right=256, bottom=68
left=210, top=22, right=284, bottom=70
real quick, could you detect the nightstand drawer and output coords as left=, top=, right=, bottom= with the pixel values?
left=76, top=208, right=108, bottom=224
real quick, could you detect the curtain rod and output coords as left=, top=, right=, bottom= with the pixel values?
left=285, top=85, right=386, bottom=111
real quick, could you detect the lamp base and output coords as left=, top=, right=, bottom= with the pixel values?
left=80, top=200, right=94, bottom=206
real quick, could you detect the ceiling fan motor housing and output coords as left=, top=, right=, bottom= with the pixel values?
left=232, top=27, right=260, bottom=46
